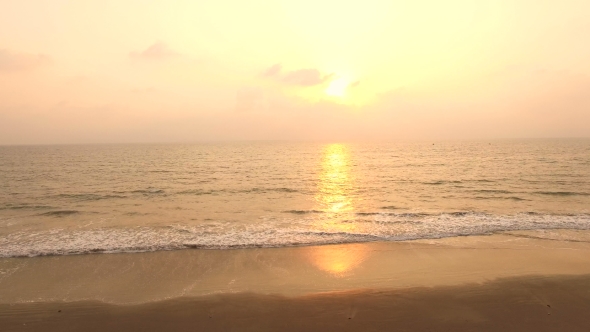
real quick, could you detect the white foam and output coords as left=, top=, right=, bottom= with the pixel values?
left=1, top=212, right=590, bottom=257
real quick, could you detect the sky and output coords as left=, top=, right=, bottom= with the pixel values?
left=0, top=0, right=589, bottom=144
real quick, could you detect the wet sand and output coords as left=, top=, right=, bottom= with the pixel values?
left=2, top=232, right=590, bottom=331
left=3, top=275, right=590, bottom=332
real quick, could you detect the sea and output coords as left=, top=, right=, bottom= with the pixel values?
left=1, top=139, right=589, bottom=258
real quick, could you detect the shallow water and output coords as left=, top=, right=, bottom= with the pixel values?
left=1, top=140, right=589, bottom=257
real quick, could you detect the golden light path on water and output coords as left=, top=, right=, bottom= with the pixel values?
left=307, top=144, right=370, bottom=277
left=316, top=144, right=354, bottom=214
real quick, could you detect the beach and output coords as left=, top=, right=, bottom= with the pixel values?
left=3, top=232, right=590, bottom=331
left=3, top=0, right=590, bottom=329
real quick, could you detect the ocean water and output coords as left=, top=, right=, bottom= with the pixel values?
left=0, top=140, right=589, bottom=257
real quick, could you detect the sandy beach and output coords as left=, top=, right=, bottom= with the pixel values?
left=3, top=274, right=590, bottom=332
left=2, top=232, right=590, bottom=331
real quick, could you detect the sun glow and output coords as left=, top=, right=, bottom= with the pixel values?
left=304, top=243, right=369, bottom=276
left=325, top=78, right=349, bottom=97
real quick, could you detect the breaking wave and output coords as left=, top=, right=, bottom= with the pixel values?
left=1, top=212, right=590, bottom=258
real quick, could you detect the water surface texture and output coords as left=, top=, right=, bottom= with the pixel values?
left=1, top=140, right=589, bottom=257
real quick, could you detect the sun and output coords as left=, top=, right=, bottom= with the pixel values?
left=325, top=78, right=349, bottom=97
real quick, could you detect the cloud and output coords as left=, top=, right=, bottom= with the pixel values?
left=130, top=42, right=177, bottom=60
left=262, top=63, right=282, bottom=77
left=349, top=80, right=360, bottom=88
left=0, top=49, right=51, bottom=72
left=262, top=64, right=334, bottom=87
left=282, top=68, right=334, bottom=86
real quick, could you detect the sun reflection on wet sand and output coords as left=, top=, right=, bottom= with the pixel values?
left=306, top=144, right=370, bottom=276
left=304, top=243, right=370, bottom=277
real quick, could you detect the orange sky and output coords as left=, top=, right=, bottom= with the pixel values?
left=1, top=0, right=589, bottom=144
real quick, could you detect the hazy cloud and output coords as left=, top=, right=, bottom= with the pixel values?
left=263, top=63, right=282, bottom=77
left=0, top=49, right=51, bottom=72
left=130, top=42, right=177, bottom=60
left=282, top=68, right=334, bottom=86
left=262, top=64, right=334, bottom=87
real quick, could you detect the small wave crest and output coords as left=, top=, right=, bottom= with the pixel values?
left=56, top=193, right=128, bottom=201
left=0, top=204, right=55, bottom=211
left=39, top=210, right=80, bottom=217
left=475, top=189, right=513, bottom=194
left=177, top=187, right=300, bottom=196
left=283, top=210, right=324, bottom=214
left=534, top=191, right=589, bottom=196
left=130, top=189, right=165, bottom=195
left=421, top=180, right=462, bottom=185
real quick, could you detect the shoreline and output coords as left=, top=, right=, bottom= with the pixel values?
left=2, top=233, right=590, bottom=303
left=2, top=233, right=590, bottom=330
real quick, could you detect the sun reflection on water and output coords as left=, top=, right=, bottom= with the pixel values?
left=306, top=144, right=369, bottom=276
left=316, top=144, right=354, bottom=214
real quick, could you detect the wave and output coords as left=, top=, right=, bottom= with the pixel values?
left=534, top=191, right=589, bottom=196
left=0, top=204, right=54, bottom=210
left=474, top=189, right=513, bottom=194
left=475, top=196, right=529, bottom=201
left=176, top=189, right=216, bottom=195
left=39, top=210, right=80, bottom=217
left=2, top=212, right=590, bottom=258
left=56, top=193, right=128, bottom=201
left=356, top=212, right=434, bottom=217
left=177, top=187, right=300, bottom=196
left=507, top=196, right=528, bottom=201
left=421, top=180, right=462, bottom=185
left=250, top=187, right=299, bottom=193
left=130, top=189, right=165, bottom=194
left=283, top=210, right=324, bottom=214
